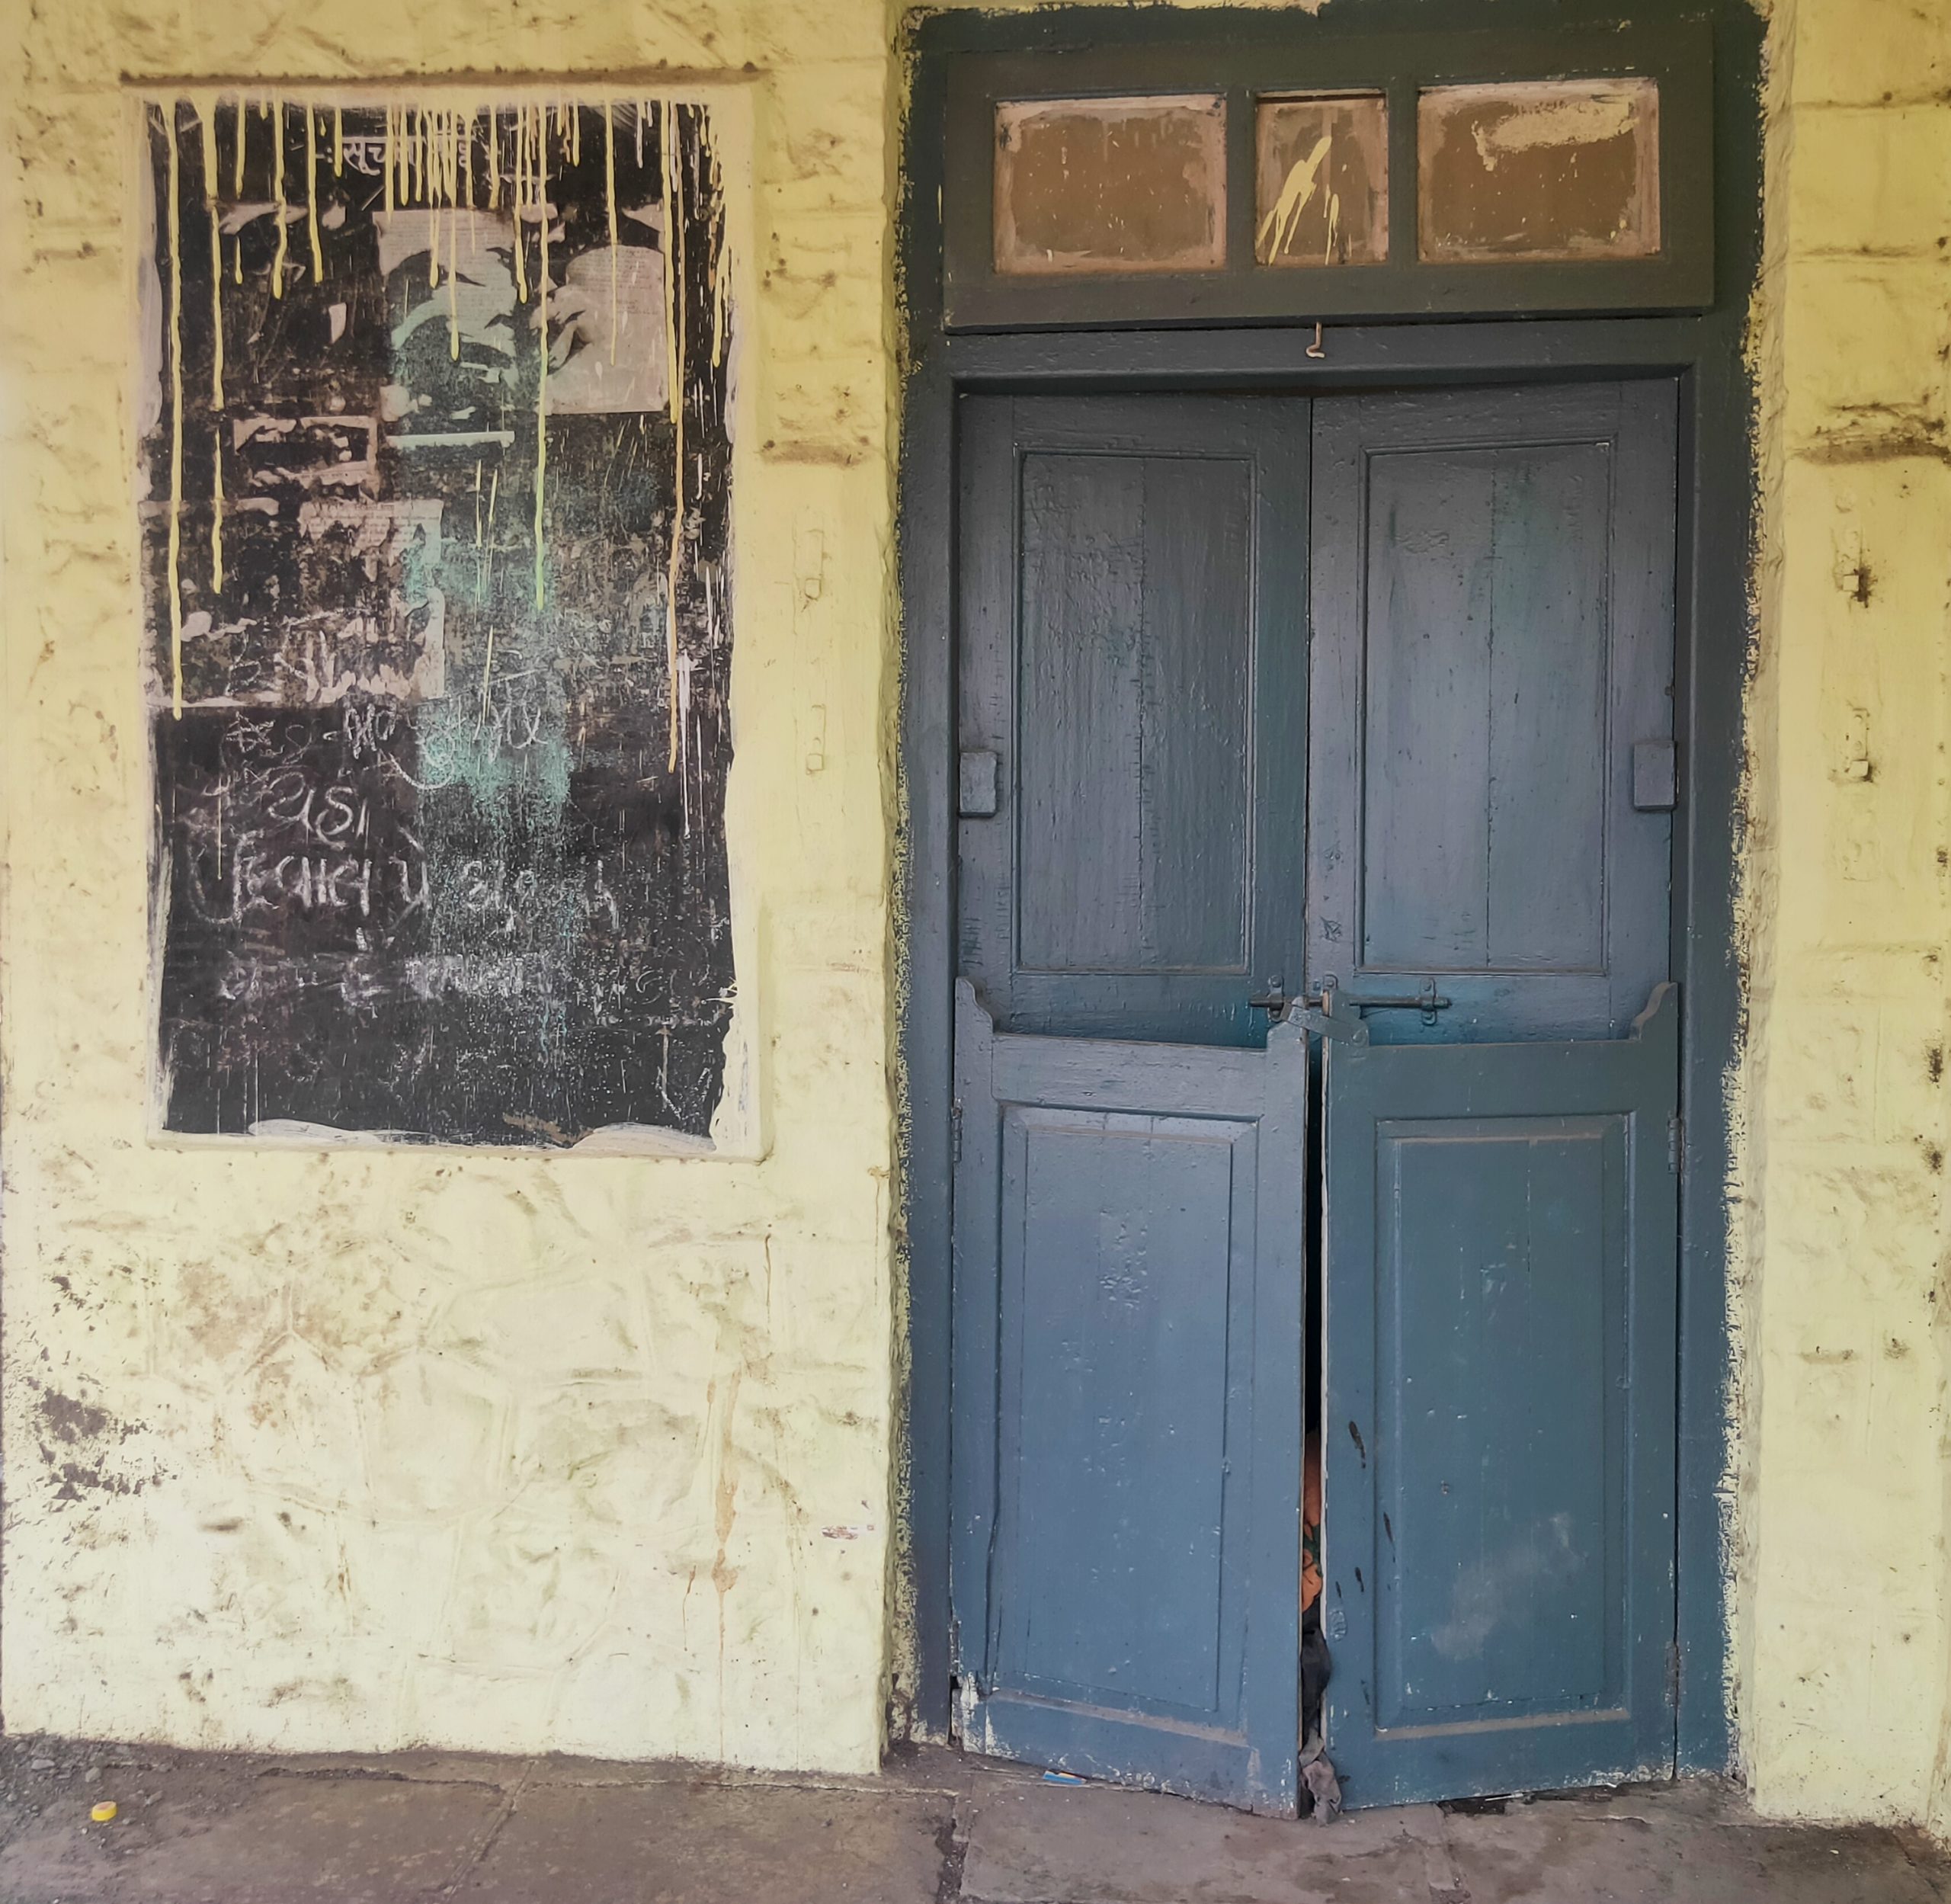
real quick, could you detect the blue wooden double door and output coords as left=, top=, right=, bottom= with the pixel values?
left=950, top=385, right=1682, bottom=1813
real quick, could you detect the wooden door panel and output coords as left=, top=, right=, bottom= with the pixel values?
left=1308, top=383, right=1677, bottom=1040
left=959, top=395, right=1308, bottom=1043
left=953, top=982, right=1307, bottom=1812
left=1319, top=986, right=1680, bottom=1806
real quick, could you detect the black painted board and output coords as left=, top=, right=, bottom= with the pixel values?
left=1321, top=985, right=1680, bottom=1806
left=952, top=982, right=1306, bottom=1813
left=141, top=100, right=735, bottom=1144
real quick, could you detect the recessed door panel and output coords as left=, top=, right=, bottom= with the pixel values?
left=959, top=394, right=1308, bottom=1044
left=1308, top=383, right=1677, bottom=1040
left=1361, top=441, right=1611, bottom=974
left=1320, top=989, right=1679, bottom=1806
left=995, top=1107, right=1244, bottom=1716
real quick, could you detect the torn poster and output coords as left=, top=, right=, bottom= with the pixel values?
left=140, top=97, right=737, bottom=1145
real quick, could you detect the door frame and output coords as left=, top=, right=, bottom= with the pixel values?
left=896, top=0, right=1764, bottom=1781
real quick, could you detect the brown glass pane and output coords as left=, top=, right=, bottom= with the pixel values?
left=1255, top=94, right=1389, bottom=268
left=1418, top=79, right=1661, bottom=262
left=994, top=95, right=1226, bottom=276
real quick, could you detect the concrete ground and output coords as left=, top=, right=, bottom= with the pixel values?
left=0, top=1735, right=1942, bottom=1903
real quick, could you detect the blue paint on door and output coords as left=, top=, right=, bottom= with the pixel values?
left=953, top=982, right=1308, bottom=1812
left=1319, top=986, right=1681, bottom=1806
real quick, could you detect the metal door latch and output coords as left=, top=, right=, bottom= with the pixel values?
left=1252, top=976, right=1452, bottom=1026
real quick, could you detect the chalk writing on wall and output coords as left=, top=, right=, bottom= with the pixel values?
left=141, top=97, right=737, bottom=1145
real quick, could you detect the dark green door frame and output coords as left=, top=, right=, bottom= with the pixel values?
left=895, top=0, right=1764, bottom=1780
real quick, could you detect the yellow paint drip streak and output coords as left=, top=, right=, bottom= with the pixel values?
left=271, top=98, right=287, bottom=298
left=707, top=135, right=729, bottom=371
left=306, top=107, right=323, bottom=281
left=604, top=101, right=618, bottom=363
left=1257, top=132, right=1331, bottom=262
left=448, top=160, right=460, bottom=360
left=534, top=105, right=550, bottom=612
left=202, top=98, right=225, bottom=596
left=333, top=104, right=343, bottom=177
left=165, top=107, right=185, bottom=720
left=511, top=106, right=527, bottom=302
left=662, top=100, right=685, bottom=771
left=487, top=106, right=500, bottom=209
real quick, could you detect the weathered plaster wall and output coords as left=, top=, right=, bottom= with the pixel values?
left=1741, top=0, right=1951, bottom=1832
left=8, top=0, right=1951, bottom=1825
left=0, top=0, right=901, bottom=1764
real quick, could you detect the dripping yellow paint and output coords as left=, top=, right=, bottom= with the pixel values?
left=164, top=103, right=184, bottom=719
left=271, top=96, right=287, bottom=297
left=534, top=102, right=549, bottom=612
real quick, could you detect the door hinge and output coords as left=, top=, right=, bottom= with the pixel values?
left=1667, top=1114, right=1683, bottom=1175
left=952, top=1098, right=963, bottom=1167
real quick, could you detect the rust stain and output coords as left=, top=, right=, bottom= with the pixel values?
left=1801, top=405, right=1951, bottom=468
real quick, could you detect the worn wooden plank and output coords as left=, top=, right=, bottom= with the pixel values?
left=1485, top=436, right=1612, bottom=970
left=1140, top=453, right=1254, bottom=970
left=1017, top=450, right=1150, bottom=972
left=1362, top=444, right=1496, bottom=970
left=993, top=1023, right=1272, bottom=1116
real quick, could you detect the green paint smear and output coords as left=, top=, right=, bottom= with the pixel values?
left=417, top=696, right=572, bottom=828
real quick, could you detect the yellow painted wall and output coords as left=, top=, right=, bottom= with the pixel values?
left=0, top=0, right=902, bottom=1765
left=5, top=0, right=1951, bottom=1832
left=1741, top=0, right=1951, bottom=1833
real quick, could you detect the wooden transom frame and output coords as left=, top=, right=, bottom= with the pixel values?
left=940, top=19, right=1714, bottom=329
